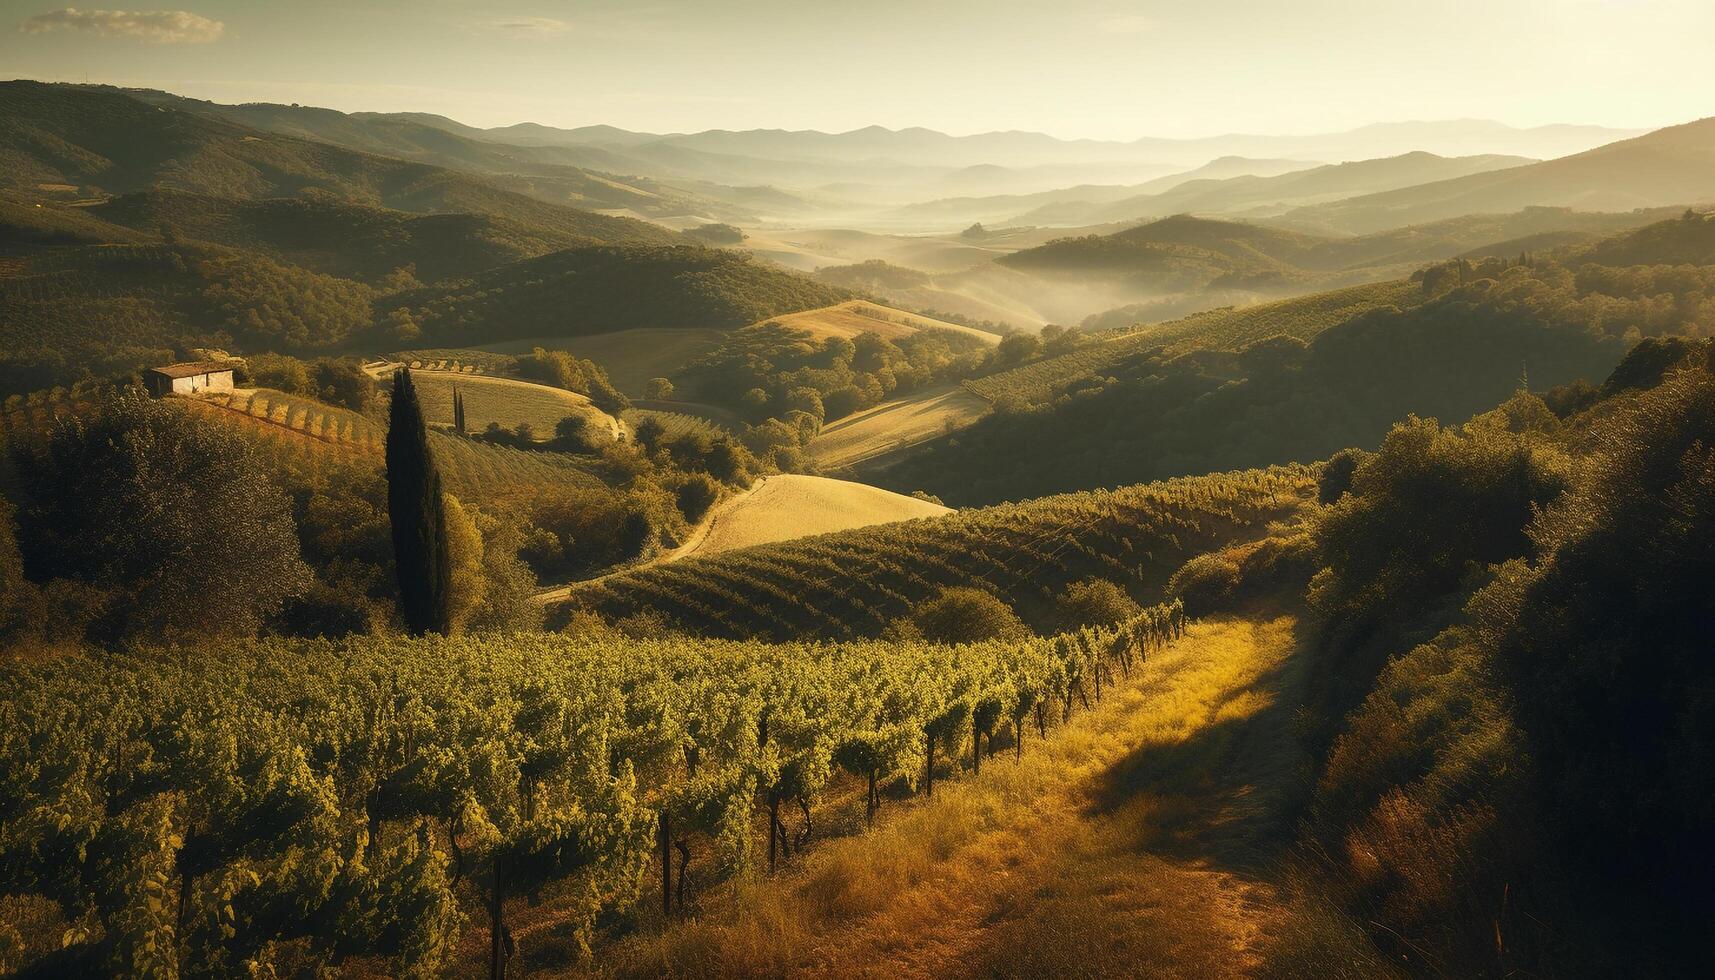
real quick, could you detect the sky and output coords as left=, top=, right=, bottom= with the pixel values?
left=4, top=0, right=1713, bottom=139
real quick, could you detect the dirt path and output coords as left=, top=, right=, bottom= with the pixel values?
left=613, top=614, right=1313, bottom=979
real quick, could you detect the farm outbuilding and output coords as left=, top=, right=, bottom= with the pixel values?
left=146, top=361, right=236, bottom=398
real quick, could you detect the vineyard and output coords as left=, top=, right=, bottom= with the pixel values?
left=559, top=466, right=1312, bottom=639
left=621, top=407, right=731, bottom=444
left=963, top=279, right=1420, bottom=406
left=404, top=372, right=618, bottom=443
left=0, top=605, right=1185, bottom=976
left=182, top=389, right=608, bottom=500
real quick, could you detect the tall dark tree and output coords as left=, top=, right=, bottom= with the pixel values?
left=387, top=368, right=452, bottom=634
left=452, top=386, right=466, bottom=436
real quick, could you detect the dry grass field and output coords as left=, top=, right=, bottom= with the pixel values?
left=762, top=300, right=1001, bottom=344
left=684, top=474, right=950, bottom=558
left=811, top=384, right=993, bottom=471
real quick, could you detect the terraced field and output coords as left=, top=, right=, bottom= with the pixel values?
left=810, top=384, right=992, bottom=471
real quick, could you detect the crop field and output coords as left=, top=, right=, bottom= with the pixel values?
left=621, top=406, right=731, bottom=443
left=558, top=465, right=1313, bottom=640
left=182, top=389, right=605, bottom=499
left=404, top=371, right=619, bottom=441
left=810, top=384, right=992, bottom=470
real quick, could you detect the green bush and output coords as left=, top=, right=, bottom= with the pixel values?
left=911, top=587, right=1029, bottom=643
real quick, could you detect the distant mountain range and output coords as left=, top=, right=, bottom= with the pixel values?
left=399, top=117, right=1641, bottom=170
left=1275, top=117, right=1715, bottom=234
left=958, top=152, right=1535, bottom=228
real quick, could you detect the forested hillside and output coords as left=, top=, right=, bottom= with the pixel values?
left=889, top=218, right=1715, bottom=503
left=0, top=82, right=679, bottom=244
left=396, top=246, right=849, bottom=346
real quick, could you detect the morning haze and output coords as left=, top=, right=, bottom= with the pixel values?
left=3, top=2, right=1714, bottom=977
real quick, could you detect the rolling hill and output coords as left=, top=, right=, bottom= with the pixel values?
left=0, top=81, right=680, bottom=246
left=396, top=245, right=848, bottom=347
left=1007, top=151, right=1534, bottom=227
left=759, top=300, right=1001, bottom=343
left=69, top=190, right=620, bottom=283
left=1278, top=116, right=1715, bottom=234
left=113, top=86, right=754, bottom=222
left=680, top=473, right=951, bottom=557
left=554, top=466, right=1310, bottom=639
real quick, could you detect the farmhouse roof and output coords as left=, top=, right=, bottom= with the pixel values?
left=149, top=361, right=235, bottom=379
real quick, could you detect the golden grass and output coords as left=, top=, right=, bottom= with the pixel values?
left=763, top=301, right=1000, bottom=345
left=686, top=474, right=951, bottom=557
left=809, top=385, right=991, bottom=471
left=586, top=615, right=1312, bottom=979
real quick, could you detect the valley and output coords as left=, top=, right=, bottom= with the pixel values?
left=2, top=21, right=1713, bottom=978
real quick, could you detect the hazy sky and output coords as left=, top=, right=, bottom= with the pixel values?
left=5, top=0, right=1713, bottom=138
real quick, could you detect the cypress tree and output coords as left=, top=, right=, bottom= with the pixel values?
left=452, top=386, right=466, bottom=435
left=387, top=368, right=452, bottom=634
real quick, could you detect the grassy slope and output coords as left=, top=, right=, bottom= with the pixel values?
left=810, top=384, right=993, bottom=471
left=684, top=474, right=950, bottom=558
left=763, top=300, right=1003, bottom=344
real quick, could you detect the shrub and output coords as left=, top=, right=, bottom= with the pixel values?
left=911, top=587, right=1029, bottom=643
left=1054, top=578, right=1141, bottom=629
left=673, top=473, right=722, bottom=523
left=1317, top=448, right=1369, bottom=504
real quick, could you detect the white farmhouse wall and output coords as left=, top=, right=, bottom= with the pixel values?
left=170, top=371, right=234, bottom=395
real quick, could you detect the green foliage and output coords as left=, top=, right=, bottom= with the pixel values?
left=1301, top=345, right=1715, bottom=974
left=906, top=259, right=1657, bottom=505
left=512, top=347, right=630, bottom=414
left=12, top=388, right=310, bottom=642
left=386, top=369, right=453, bottom=635
left=682, top=321, right=988, bottom=430
left=0, top=606, right=1178, bottom=974
left=1053, top=578, right=1143, bottom=629
left=397, top=246, right=847, bottom=347
left=911, top=587, right=1029, bottom=643
left=1316, top=448, right=1370, bottom=504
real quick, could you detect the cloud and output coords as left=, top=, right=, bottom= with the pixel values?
left=1098, top=15, right=1151, bottom=34
left=20, top=7, right=225, bottom=43
left=487, top=16, right=571, bottom=38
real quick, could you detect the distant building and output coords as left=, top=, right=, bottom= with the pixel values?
left=145, top=361, right=235, bottom=398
